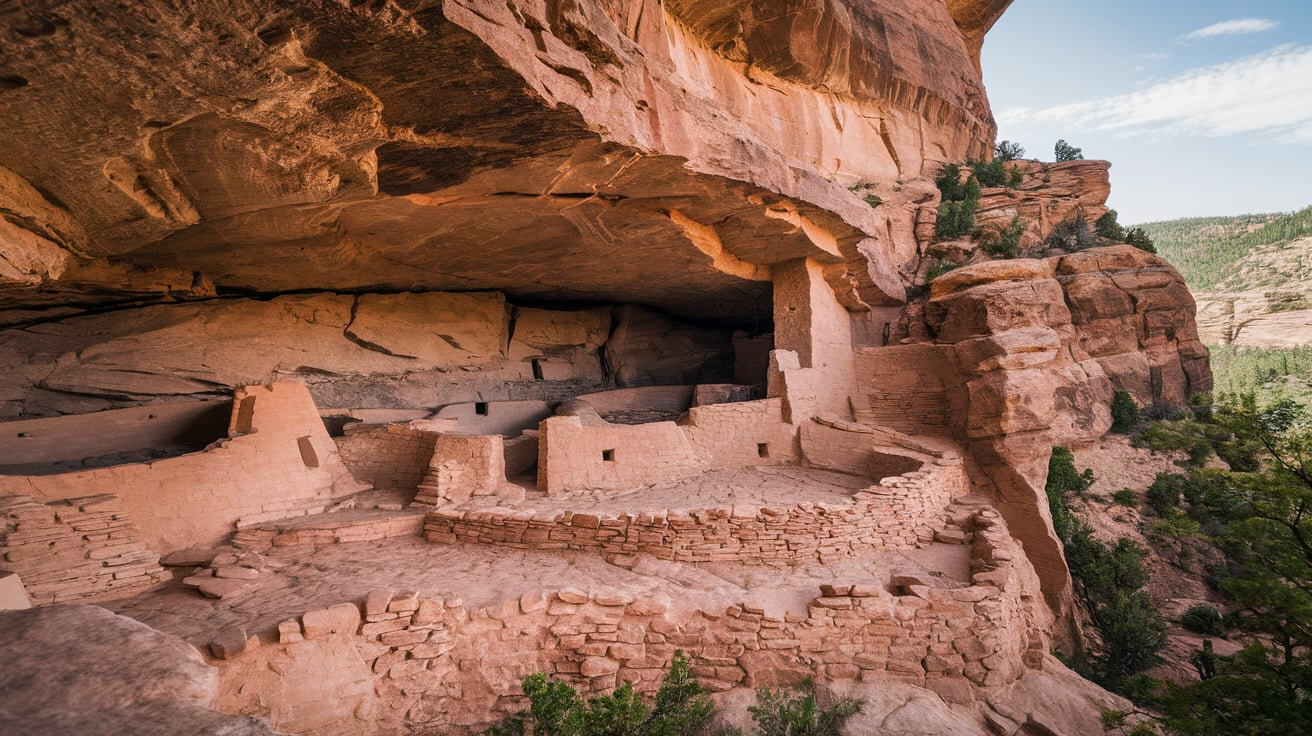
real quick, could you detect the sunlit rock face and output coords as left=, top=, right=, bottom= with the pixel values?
left=0, top=0, right=1001, bottom=321
left=0, top=4, right=1226, bottom=732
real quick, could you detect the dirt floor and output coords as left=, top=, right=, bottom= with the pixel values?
left=476, top=465, right=871, bottom=512
left=111, top=531, right=971, bottom=648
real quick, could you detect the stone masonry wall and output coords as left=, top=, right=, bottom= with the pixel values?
left=0, top=383, right=368, bottom=553
left=680, top=398, right=800, bottom=470
left=423, top=452, right=966, bottom=564
left=853, top=344, right=965, bottom=436
left=336, top=423, right=439, bottom=492
left=538, top=416, right=702, bottom=495
left=213, top=509, right=1034, bottom=735
left=0, top=493, right=166, bottom=604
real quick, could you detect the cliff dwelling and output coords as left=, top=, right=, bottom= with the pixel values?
left=0, top=2, right=1211, bottom=735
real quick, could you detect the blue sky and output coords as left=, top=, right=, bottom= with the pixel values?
left=982, top=1, right=1312, bottom=224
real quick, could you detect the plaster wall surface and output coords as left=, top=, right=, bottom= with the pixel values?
left=0, top=383, right=366, bottom=552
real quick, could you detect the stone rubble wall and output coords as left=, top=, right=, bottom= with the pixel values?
left=213, top=509, right=1034, bottom=735
left=423, top=453, right=966, bottom=564
left=335, top=423, right=439, bottom=492
left=0, top=493, right=165, bottom=604
left=0, top=383, right=368, bottom=553
left=231, top=514, right=426, bottom=551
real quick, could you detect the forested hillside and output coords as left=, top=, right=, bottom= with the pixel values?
left=1140, top=206, right=1312, bottom=290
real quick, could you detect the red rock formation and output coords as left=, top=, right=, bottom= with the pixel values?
left=0, top=1, right=1219, bottom=729
left=922, top=246, right=1211, bottom=630
left=974, top=159, right=1113, bottom=250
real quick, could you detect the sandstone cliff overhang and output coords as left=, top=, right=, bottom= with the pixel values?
left=0, top=0, right=1006, bottom=320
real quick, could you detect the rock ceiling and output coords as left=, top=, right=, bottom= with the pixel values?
left=0, top=0, right=1006, bottom=323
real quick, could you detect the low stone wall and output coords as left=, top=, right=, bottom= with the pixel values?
left=0, top=494, right=166, bottom=604
left=423, top=453, right=965, bottom=563
left=211, top=509, right=1034, bottom=735
left=336, top=423, right=439, bottom=491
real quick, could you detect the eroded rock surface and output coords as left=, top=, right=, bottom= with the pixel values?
left=0, top=604, right=278, bottom=736
left=0, top=0, right=1010, bottom=319
left=0, top=1, right=1217, bottom=733
left=921, top=245, right=1209, bottom=625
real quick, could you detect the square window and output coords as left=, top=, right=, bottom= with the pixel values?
left=602, top=449, right=615, bottom=462
left=475, top=402, right=489, bottom=416
left=757, top=442, right=770, bottom=458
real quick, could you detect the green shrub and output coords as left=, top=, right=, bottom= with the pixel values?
left=1180, top=605, right=1225, bottom=636
left=1065, top=532, right=1168, bottom=682
left=983, top=215, right=1025, bottom=258
left=1149, top=512, right=1201, bottom=539
left=1113, top=489, right=1137, bottom=507
left=966, top=157, right=1022, bottom=189
left=935, top=188, right=980, bottom=239
left=1146, top=473, right=1187, bottom=516
left=1124, top=227, right=1156, bottom=254
left=1096, top=210, right=1127, bottom=241
left=934, top=163, right=969, bottom=201
left=995, top=140, right=1025, bottom=162
left=934, top=163, right=982, bottom=239
left=1055, top=139, right=1084, bottom=162
left=1047, top=446, right=1094, bottom=542
left=863, top=193, right=882, bottom=207
left=1111, top=390, right=1140, bottom=433
left=1045, top=213, right=1098, bottom=251
left=747, top=679, right=862, bottom=736
left=490, top=652, right=717, bottom=736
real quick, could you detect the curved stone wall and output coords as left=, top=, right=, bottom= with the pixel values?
left=210, top=508, right=1036, bottom=734
left=423, top=452, right=966, bottom=563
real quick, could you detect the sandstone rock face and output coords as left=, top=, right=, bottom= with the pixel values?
left=0, top=0, right=1004, bottom=320
left=974, top=159, right=1112, bottom=250
left=0, top=293, right=733, bottom=418
left=1191, top=235, right=1312, bottom=347
left=0, top=604, right=278, bottom=736
left=923, top=245, right=1210, bottom=623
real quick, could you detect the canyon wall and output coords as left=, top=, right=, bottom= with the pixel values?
left=0, top=1, right=1212, bottom=733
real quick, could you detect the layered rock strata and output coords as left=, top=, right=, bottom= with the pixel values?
left=0, top=0, right=1214, bottom=732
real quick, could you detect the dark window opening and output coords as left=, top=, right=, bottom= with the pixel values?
left=475, top=402, right=489, bottom=416
left=234, top=396, right=257, bottom=434
left=297, top=436, right=320, bottom=468
left=602, top=449, right=615, bottom=462
left=757, top=442, right=770, bottom=458
left=531, top=359, right=545, bottom=381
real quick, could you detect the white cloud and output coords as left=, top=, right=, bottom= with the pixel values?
left=997, top=45, right=1312, bottom=144
left=1186, top=18, right=1279, bottom=40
